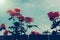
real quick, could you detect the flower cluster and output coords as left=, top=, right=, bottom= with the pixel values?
left=30, top=30, right=39, bottom=35
left=7, top=8, right=21, bottom=17
left=4, top=30, right=9, bottom=36
left=3, top=8, right=36, bottom=36
left=7, top=8, right=34, bottom=24
left=25, top=17, right=33, bottom=24
left=0, top=23, right=9, bottom=35
left=0, top=23, right=6, bottom=30
left=47, top=12, right=60, bottom=21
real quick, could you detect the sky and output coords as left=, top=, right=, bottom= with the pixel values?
left=0, top=0, right=60, bottom=35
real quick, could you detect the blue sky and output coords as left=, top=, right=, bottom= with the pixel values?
left=0, top=0, right=60, bottom=35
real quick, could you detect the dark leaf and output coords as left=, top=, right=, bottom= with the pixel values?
left=14, top=22, right=20, bottom=27
left=51, top=21, right=60, bottom=29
